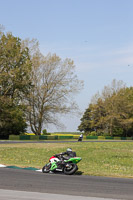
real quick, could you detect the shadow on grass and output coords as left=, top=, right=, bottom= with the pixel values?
left=75, top=171, right=84, bottom=175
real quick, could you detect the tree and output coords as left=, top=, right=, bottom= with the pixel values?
left=0, top=97, right=27, bottom=138
left=78, top=80, right=133, bottom=136
left=0, top=32, right=32, bottom=100
left=78, top=106, right=93, bottom=133
left=78, top=100, right=106, bottom=134
left=100, top=86, right=133, bottom=136
left=0, top=31, right=32, bottom=137
left=113, top=87, right=133, bottom=136
left=90, top=80, right=128, bottom=136
left=26, top=52, right=83, bottom=135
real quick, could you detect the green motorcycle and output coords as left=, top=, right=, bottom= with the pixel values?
left=42, top=154, right=81, bottom=175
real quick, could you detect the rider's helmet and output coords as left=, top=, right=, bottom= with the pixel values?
left=66, top=148, right=72, bottom=152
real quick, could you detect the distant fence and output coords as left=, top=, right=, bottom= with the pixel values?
left=9, top=135, right=133, bottom=140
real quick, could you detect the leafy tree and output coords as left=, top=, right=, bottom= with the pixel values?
left=79, top=80, right=133, bottom=137
left=114, top=87, right=133, bottom=136
left=0, top=97, right=27, bottom=138
left=78, top=106, right=93, bottom=134
left=0, top=32, right=32, bottom=100
left=0, top=31, right=32, bottom=137
left=78, top=100, right=107, bottom=134
left=101, top=87, right=133, bottom=136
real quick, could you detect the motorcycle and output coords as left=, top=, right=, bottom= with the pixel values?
left=78, top=137, right=83, bottom=141
left=42, top=153, right=82, bottom=175
left=78, top=134, right=83, bottom=141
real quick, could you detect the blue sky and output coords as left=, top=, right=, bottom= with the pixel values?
left=1, top=0, right=133, bottom=132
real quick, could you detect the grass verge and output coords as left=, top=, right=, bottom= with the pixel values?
left=0, top=142, right=133, bottom=178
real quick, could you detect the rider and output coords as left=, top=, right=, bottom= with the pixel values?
left=78, top=133, right=83, bottom=141
left=54, top=148, right=76, bottom=161
left=61, top=148, right=76, bottom=159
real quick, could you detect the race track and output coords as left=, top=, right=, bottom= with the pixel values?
left=0, top=140, right=133, bottom=144
left=0, top=168, right=133, bottom=200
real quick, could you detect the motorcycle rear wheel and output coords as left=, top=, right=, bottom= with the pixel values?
left=42, top=163, right=51, bottom=173
left=64, top=163, right=78, bottom=175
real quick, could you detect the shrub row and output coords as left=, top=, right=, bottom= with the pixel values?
left=9, top=135, right=133, bottom=140
left=86, top=136, right=133, bottom=140
left=9, top=135, right=74, bottom=140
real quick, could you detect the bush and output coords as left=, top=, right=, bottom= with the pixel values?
left=88, top=131, right=103, bottom=136
left=42, top=129, right=47, bottom=135
left=88, top=131, right=110, bottom=137
left=90, top=131, right=97, bottom=136
left=42, top=129, right=51, bottom=135
left=112, top=127, right=123, bottom=136
left=103, top=132, right=109, bottom=136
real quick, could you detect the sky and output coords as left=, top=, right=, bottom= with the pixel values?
left=1, top=0, right=133, bottom=132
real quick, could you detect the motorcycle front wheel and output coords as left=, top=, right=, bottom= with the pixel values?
left=42, top=163, right=51, bottom=173
left=64, top=163, right=78, bottom=175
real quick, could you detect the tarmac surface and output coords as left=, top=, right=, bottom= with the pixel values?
left=0, top=168, right=133, bottom=200
left=0, top=140, right=133, bottom=144
left=0, top=189, right=119, bottom=200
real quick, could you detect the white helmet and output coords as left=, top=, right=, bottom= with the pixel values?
left=66, top=148, right=72, bottom=152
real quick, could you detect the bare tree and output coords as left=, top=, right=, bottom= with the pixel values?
left=91, top=79, right=126, bottom=104
left=26, top=51, right=83, bottom=135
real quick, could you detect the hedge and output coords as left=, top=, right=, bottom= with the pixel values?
left=98, top=136, right=105, bottom=140
left=105, top=136, right=114, bottom=139
left=86, top=136, right=98, bottom=139
left=8, top=135, right=133, bottom=140
left=113, top=137, right=121, bottom=140
left=20, top=135, right=30, bottom=140
left=30, top=135, right=39, bottom=140
left=39, top=135, right=47, bottom=140
left=9, top=135, right=20, bottom=140
left=58, top=136, right=73, bottom=140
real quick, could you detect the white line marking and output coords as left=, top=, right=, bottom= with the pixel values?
left=36, top=169, right=42, bottom=172
left=0, top=164, right=6, bottom=167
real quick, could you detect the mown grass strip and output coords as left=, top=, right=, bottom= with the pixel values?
left=0, top=142, right=133, bottom=178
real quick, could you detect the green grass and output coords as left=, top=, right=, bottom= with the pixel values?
left=0, top=142, right=133, bottom=178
